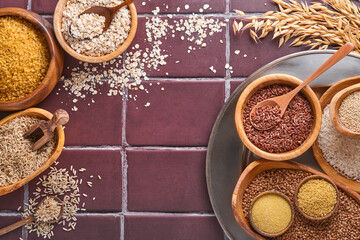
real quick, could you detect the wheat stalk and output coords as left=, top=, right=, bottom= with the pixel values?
left=233, top=0, right=360, bottom=54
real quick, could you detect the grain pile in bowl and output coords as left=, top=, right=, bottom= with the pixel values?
left=251, top=193, right=292, bottom=235
left=243, top=84, right=314, bottom=153
left=61, top=0, right=131, bottom=57
left=0, top=116, right=56, bottom=187
left=297, top=178, right=337, bottom=218
left=318, top=105, right=360, bottom=181
left=242, top=169, right=360, bottom=239
left=338, top=90, right=360, bottom=133
left=0, top=16, right=50, bottom=101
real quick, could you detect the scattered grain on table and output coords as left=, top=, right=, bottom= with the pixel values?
left=61, top=7, right=226, bottom=110
left=23, top=166, right=95, bottom=239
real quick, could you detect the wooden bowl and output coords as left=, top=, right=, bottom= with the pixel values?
left=0, top=8, right=64, bottom=111
left=313, top=75, right=360, bottom=192
left=235, top=74, right=322, bottom=161
left=231, top=159, right=360, bottom=240
left=294, top=175, right=339, bottom=221
left=329, top=83, right=360, bottom=138
left=53, top=0, right=138, bottom=63
left=249, top=191, right=294, bottom=237
left=0, top=108, right=65, bottom=196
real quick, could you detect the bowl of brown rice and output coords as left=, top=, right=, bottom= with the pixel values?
left=53, top=0, right=138, bottom=63
left=0, top=108, right=65, bottom=196
left=0, top=8, right=64, bottom=111
left=235, top=74, right=322, bottom=161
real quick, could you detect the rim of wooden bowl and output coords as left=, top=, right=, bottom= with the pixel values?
left=0, top=108, right=65, bottom=196
left=235, top=73, right=322, bottom=161
left=294, top=175, right=339, bottom=221
left=249, top=190, right=294, bottom=238
left=0, top=8, right=64, bottom=111
left=53, top=0, right=138, bottom=63
left=329, top=83, right=360, bottom=138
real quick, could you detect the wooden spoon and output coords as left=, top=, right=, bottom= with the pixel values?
left=329, top=83, right=360, bottom=137
left=69, top=0, right=136, bottom=40
left=24, top=109, right=69, bottom=151
left=0, top=196, right=63, bottom=236
left=250, top=42, right=354, bottom=131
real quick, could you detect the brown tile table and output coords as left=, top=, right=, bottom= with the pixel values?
left=0, top=0, right=311, bottom=239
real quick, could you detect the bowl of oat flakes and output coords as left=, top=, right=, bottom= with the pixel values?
left=53, top=0, right=137, bottom=63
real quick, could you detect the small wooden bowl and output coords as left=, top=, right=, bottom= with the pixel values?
left=235, top=74, right=322, bottom=161
left=0, top=8, right=64, bottom=111
left=294, top=175, right=339, bottom=221
left=249, top=191, right=294, bottom=237
left=329, top=83, right=360, bottom=138
left=53, top=0, right=138, bottom=63
left=0, top=108, right=65, bottom=196
left=312, top=76, right=360, bottom=192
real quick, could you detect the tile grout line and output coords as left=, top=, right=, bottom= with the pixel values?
left=22, top=184, right=29, bottom=240
left=224, top=0, right=231, bottom=100
left=120, top=215, right=125, bottom=240
left=38, top=12, right=266, bottom=19
left=0, top=211, right=215, bottom=216
left=224, top=0, right=231, bottom=239
left=63, top=146, right=208, bottom=150
left=27, top=0, right=32, bottom=10
left=121, top=69, right=128, bottom=240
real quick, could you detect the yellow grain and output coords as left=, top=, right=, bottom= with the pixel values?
left=0, top=16, right=50, bottom=102
left=251, top=193, right=292, bottom=234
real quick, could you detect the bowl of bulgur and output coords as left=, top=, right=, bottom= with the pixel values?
left=0, top=8, right=64, bottom=111
left=53, top=0, right=138, bottom=63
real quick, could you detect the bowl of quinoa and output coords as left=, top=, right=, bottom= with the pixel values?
left=0, top=8, right=64, bottom=111
left=54, top=0, right=137, bottom=63
left=235, top=74, right=322, bottom=161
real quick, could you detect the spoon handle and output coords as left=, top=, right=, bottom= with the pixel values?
left=290, top=42, right=354, bottom=98
left=0, top=215, right=34, bottom=236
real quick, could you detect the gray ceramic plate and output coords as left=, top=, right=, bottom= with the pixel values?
left=206, top=50, right=360, bottom=240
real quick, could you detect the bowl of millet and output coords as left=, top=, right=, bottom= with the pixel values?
left=235, top=74, right=322, bottom=161
left=53, top=0, right=138, bottom=63
left=0, top=8, right=64, bottom=111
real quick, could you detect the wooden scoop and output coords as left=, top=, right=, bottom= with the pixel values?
left=329, top=83, right=360, bottom=138
left=24, top=109, right=69, bottom=151
left=0, top=196, right=63, bottom=237
left=69, top=0, right=136, bottom=40
left=250, top=42, right=354, bottom=131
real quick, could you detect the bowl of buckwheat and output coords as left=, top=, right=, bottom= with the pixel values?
left=53, top=0, right=138, bottom=63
